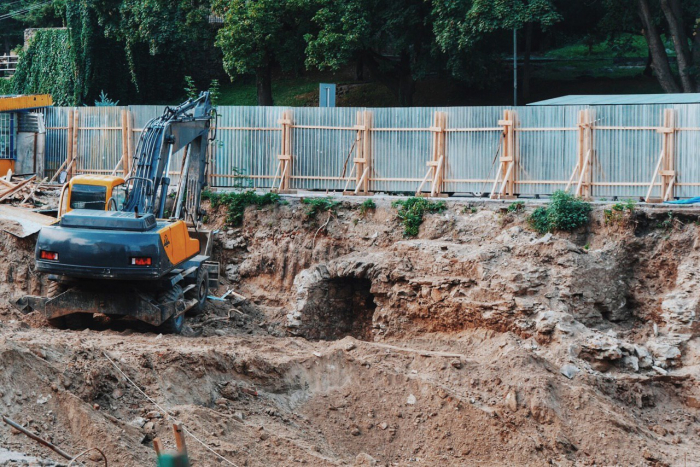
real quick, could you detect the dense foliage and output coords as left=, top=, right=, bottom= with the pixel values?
left=528, top=190, right=591, bottom=233
left=11, top=29, right=78, bottom=105
left=203, top=190, right=281, bottom=226
left=4, top=0, right=699, bottom=104
left=392, top=197, right=446, bottom=237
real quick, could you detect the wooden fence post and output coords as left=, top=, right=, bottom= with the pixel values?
left=126, top=109, right=133, bottom=176
left=346, top=110, right=373, bottom=195
left=274, top=110, right=294, bottom=193
left=71, top=108, right=79, bottom=179
left=65, top=109, right=74, bottom=181
left=662, top=108, right=676, bottom=201
left=415, top=111, right=447, bottom=197
left=362, top=110, right=372, bottom=194
left=120, top=109, right=128, bottom=176
left=645, top=108, right=677, bottom=203
left=573, top=108, right=594, bottom=199
left=491, top=109, right=517, bottom=199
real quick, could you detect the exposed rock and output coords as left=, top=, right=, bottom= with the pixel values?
left=622, top=355, right=639, bottom=372
left=505, top=390, right=518, bottom=412
left=560, top=364, right=579, bottom=379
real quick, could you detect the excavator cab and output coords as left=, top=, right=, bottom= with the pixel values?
left=60, top=175, right=127, bottom=215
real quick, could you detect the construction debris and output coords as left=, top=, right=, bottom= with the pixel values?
left=0, top=173, right=57, bottom=208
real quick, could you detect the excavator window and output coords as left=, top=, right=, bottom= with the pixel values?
left=110, top=184, right=127, bottom=211
left=70, top=184, right=107, bottom=210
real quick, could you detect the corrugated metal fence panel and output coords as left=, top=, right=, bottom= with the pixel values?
left=40, top=104, right=700, bottom=199
left=290, top=107, right=361, bottom=191
left=43, top=107, right=70, bottom=179
left=591, top=104, right=662, bottom=199
left=444, top=106, right=507, bottom=194
left=673, top=105, right=700, bottom=199
left=214, top=106, right=283, bottom=188
left=516, top=105, right=584, bottom=195
left=371, top=107, right=436, bottom=193
left=76, top=106, right=125, bottom=174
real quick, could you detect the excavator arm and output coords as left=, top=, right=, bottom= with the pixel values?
left=123, top=92, right=213, bottom=222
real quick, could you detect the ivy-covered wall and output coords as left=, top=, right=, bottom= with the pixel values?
left=11, top=29, right=79, bottom=106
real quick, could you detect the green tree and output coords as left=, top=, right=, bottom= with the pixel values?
left=432, top=0, right=560, bottom=100
left=304, top=0, right=438, bottom=106
left=90, top=0, right=218, bottom=101
left=213, top=0, right=312, bottom=106
left=597, top=0, right=700, bottom=92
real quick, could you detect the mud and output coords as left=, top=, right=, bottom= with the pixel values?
left=0, top=197, right=698, bottom=466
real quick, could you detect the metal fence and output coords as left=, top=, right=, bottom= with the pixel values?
left=41, top=103, right=700, bottom=200
left=0, top=112, right=15, bottom=160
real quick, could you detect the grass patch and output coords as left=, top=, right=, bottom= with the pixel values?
left=202, top=190, right=281, bottom=226
left=528, top=190, right=591, bottom=234
left=301, top=197, right=341, bottom=218
left=358, top=198, right=376, bottom=216
left=392, top=197, right=447, bottom=237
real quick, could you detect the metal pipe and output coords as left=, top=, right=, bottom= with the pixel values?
left=2, top=416, right=73, bottom=460
left=513, top=28, right=518, bottom=107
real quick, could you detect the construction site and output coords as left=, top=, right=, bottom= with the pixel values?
left=0, top=89, right=698, bottom=467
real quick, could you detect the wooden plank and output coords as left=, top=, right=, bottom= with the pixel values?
left=0, top=176, right=36, bottom=202
left=121, top=109, right=128, bottom=175
left=71, top=109, right=79, bottom=179
left=362, top=110, right=372, bottom=193
left=153, top=438, right=163, bottom=457
left=173, top=423, right=187, bottom=456
left=21, top=177, right=47, bottom=204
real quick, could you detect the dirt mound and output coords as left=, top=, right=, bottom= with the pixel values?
left=0, top=198, right=698, bottom=466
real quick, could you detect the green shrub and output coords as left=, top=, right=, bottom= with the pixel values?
left=203, top=190, right=281, bottom=226
left=392, top=197, right=447, bottom=237
left=301, top=197, right=341, bottom=217
left=528, top=190, right=591, bottom=233
left=359, top=198, right=376, bottom=215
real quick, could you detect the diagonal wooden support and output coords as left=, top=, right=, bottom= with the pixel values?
left=273, top=109, right=295, bottom=193
left=345, top=110, right=373, bottom=195
left=645, top=109, right=676, bottom=203
left=491, top=110, right=517, bottom=199
left=416, top=111, right=447, bottom=197
left=565, top=109, right=594, bottom=198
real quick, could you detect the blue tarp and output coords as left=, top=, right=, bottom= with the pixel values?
left=665, top=197, right=700, bottom=205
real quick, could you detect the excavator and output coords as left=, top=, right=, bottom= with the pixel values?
left=17, top=92, right=218, bottom=334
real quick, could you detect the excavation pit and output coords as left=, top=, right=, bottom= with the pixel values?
left=292, top=276, right=376, bottom=341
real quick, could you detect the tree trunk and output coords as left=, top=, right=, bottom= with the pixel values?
left=637, top=0, right=681, bottom=93
left=362, top=51, right=415, bottom=106
left=397, top=73, right=415, bottom=106
left=659, top=0, right=694, bottom=92
left=256, top=62, right=273, bottom=106
left=644, top=48, right=653, bottom=77
left=396, top=51, right=415, bottom=106
left=355, top=56, right=364, bottom=81
left=523, top=22, right=533, bottom=102
left=693, top=26, right=700, bottom=91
